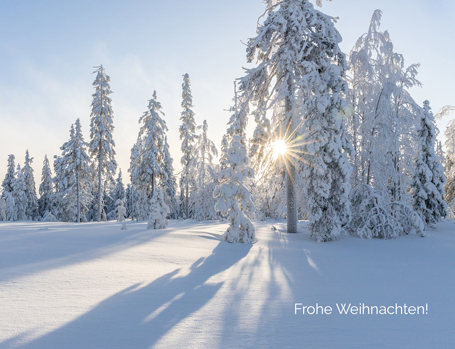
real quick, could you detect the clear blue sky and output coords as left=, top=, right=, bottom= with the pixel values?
left=0, top=0, right=454, bottom=184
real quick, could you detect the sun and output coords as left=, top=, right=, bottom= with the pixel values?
left=272, top=139, right=288, bottom=159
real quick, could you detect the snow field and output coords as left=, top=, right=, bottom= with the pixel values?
left=1, top=220, right=454, bottom=348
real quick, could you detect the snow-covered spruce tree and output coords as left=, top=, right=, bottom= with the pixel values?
left=177, top=189, right=186, bottom=219
left=38, top=155, right=54, bottom=218
left=348, top=10, right=420, bottom=194
left=116, top=198, right=127, bottom=230
left=214, top=98, right=255, bottom=243
left=61, top=119, right=93, bottom=222
left=52, top=155, right=65, bottom=221
left=116, top=198, right=127, bottom=221
left=163, top=136, right=177, bottom=219
left=179, top=73, right=198, bottom=219
left=0, top=197, right=6, bottom=221
left=125, top=183, right=133, bottom=219
left=54, top=127, right=78, bottom=222
left=89, top=65, right=117, bottom=222
left=5, top=192, right=16, bottom=221
left=22, top=150, right=39, bottom=220
left=193, top=120, right=219, bottom=220
left=1, top=154, right=16, bottom=199
left=75, top=119, right=93, bottom=222
left=109, top=169, right=125, bottom=219
left=13, top=165, right=28, bottom=221
left=42, top=210, right=58, bottom=222
left=148, top=187, right=170, bottom=229
left=435, top=105, right=455, bottom=217
left=128, top=136, right=142, bottom=220
left=131, top=91, right=167, bottom=221
left=101, top=180, right=114, bottom=221
left=441, top=107, right=455, bottom=201
left=219, top=135, right=229, bottom=171
left=412, top=101, right=447, bottom=227
left=240, top=0, right=352, bottom=240
left=347, top=10, right=425, bottom=238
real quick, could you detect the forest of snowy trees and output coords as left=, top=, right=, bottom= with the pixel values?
left=1, top=0, right=455, bottom=244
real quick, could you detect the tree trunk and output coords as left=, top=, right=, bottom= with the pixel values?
left=286, top=163, right=297, bottom=233
left=185, top=180, right=189, bottom=220
left=98, top=145, right=102, bottom=222
left=77, top=167, right=80, bottom=223
left=285, top=88, right=297, bottom=233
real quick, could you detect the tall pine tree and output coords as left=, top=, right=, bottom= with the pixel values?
left=22, top=150, right=38, bottom=220
left=240, top=0, right=352, bottom=239
left=38, top=155, right=54, bottom=218
left=193, top=120, right=219, bottom=220
left=131, top=91, right=168, bottom=221
left=163, top=136, right=177, bottom=219
left=110, top=169, right=126, bottom=219
left=214, top=95, right=255, bottom=243
left=89, top=65, right=117, bottom=222
left=412, top=101, right=447, bottom=227
left=13, top=164, right=28, bottom=221
left=179, top=73, right=198, bottom=219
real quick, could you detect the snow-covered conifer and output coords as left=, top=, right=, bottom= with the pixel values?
left=13, top=165, right=28, bottom=221
left=55, top=121, right=92, bottom=222
left=219, top=135, right=229, bottom=171
left=89, top=65, right=117, bottom=222
left=103, top=179, right=115, bottom=221
left=116, top=198, right=127, bottom=230
left=347, top=10, right=424, bottom=238
left=193, top=120, right=219, bottom=220
left=42, top=210, right=58, bottom=222
left=163, top=136, right=177, bottom=218
left=131, top=91, right=168, bottom=220
left=52, top=155, right=68, bottom=221
left=1, top=154, right=16, bottom=198
left=68, top=119, right=92, bottom=222
left=125, top=184, right=133, bottom=219
left=38, top=155, right=54, bottom=218
left=128, top=136, right=143, bottom=220
left=148, top=188, right=169, bottom=229
left=177, top=189, right=186, bottom=219
left=116, top=198, right=127, bottom=222
left=54, top=131, right=77, bottom=222
left=0, top=197, right=6, bottom=221
left=412, top=101, right=447, bottom=226
left=214, top=99, right=255, bottom=243
left=4, top=191, right=16, bottom=221
left=441, top=106, right=455, bottom=208
left=179, top=73, right=198, bottom=219
left=110, top=170, right=126, bottom=219
left=22, top=150, right=38, bottom=220
left=240, top=0, right=352, bottom=239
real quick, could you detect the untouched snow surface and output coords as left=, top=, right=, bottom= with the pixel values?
left=0, top=220, right=454, bottom=348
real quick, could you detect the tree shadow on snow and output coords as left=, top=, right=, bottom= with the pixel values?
left=13, top=241, right=251, bottom=349
left=0, top=221, right=171, bottom=283
left=216, top=225, right=330, bottom=348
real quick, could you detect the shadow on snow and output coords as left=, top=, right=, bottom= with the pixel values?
left=11, top=240, right=251, bottom=349
left=0, top=221, right=170, bottom=283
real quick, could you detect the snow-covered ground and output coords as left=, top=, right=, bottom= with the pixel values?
left=0, top=219, right=454, bottom=348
